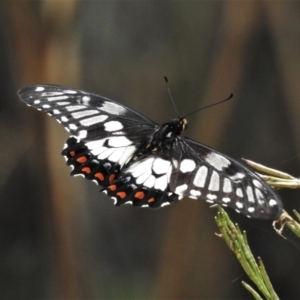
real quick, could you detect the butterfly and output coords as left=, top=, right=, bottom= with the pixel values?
left=18, top=85, right=283, bottom=219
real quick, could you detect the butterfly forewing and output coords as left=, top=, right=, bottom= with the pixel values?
left=18, top=85, right=283, bottom=219
left=18, top=85, right=157, bottom=141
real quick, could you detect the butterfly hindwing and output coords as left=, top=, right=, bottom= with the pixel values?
left=168, top=138, right=282, bottom=219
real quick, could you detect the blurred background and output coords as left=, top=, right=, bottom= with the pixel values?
left=1, top=1, right=300, bottom=299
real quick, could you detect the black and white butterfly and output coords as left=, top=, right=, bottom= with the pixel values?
left=18, top=85, right=283, bottom=219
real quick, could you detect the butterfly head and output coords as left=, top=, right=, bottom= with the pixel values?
left=151, top=118, right=188, bottom=148
left=180, top=118, right=188, bottom=132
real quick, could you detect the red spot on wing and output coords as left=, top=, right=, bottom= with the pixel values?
left=82, top=167, right=91, bottom=174
left=135, top=191, right=145, bottom=199
left=94, top=172, right=104, bottom=181
left=70, top=151, right=76, bottom=156
left=148, top=197, right=155, bottom=203
left=109, top=174, right=116, bottom=183
left=117, top=192, right=126, bottom=199
left=108, top=185, right=117, bottom=191
left=76, top=156, right=87, bottom=163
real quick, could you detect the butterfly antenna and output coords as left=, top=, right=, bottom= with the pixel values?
left=164, top=76, right=180, bottom=118
left=183, top=93, right=233, bottom=118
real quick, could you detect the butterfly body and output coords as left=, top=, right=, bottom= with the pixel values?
left=18, top=85, right=283, bottom=219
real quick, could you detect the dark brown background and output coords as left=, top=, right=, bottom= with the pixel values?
left=1, top=1, right=300, bottom=299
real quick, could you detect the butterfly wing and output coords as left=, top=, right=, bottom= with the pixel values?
left=18, top=85, right=158, bottom=187
left=18, top=85, right=157, bottom=140
left=168, top=137, right=283, bottom=219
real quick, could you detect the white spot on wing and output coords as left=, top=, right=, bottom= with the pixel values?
left=152, top=158, right=171, bottom=175
left=248, top=207, right=255, bottom=213
left=236, top=188, right=243, bottom=197
left=98, top=148, right=115, bottom=159
left=53, top=109, right=60, bottom=114
left=80, top=115, right=108, bottom=126
left=222, top=197, right=231, bottom=203
left=104, top=121, right=123, bottom=131
left=190, top=189, right=201, bottom=197
left=86, top=139, right=106, bottom=155
left=230, top=172, right=246, bottom=181
left=47, top=95, right=69, bottom=101
left=66, top=105, right=86, bottom=112
left=95, top=147, right=108, bottom=157
left=246, top=186, right=255, bottom=203
left=154, top=175, right=168, bottom=191
left=42, top=92, right=63, bottom=96
left=207, top=194, right=217, bottom=200
left=223, top=178, right=232, bottom=193
left=35, top=86, right=44, bottom=91
left=136, top=169, right=152, bottom=184
left=175, top=184, right=188, bottom=194
left=131, top=164, right=146, bottom=178
left=208, top=171, right=220, bottom=191
left=172, top=159, right=178, bottom=168
left=78, top=130, right=87, bottom=139
left=100, top=101, right=126, bottom=115
left=42, top=104, right=50, bottom=109
left=253, top=179, right=263, bottom=188
left=129, top=157, right=155, bottom=178
left=111, top=197, right=117, bottom=205
left=72, top=110, right=98, bottom=119
left=236, top=202, right=243, bottom=209
left=56, top=101, right=70, bottom=106
left=108, top=136, right=132, bottom=147
left=144, top=175, right=155, bottom=188
left=74, top=173, right=85, bottom=178
left=193, top=166, right=208, bottom=188
left=63, top=89, right=77, bottom=94
left=118, top=146, right=136, bottom=166
left=61, top=116, right=68, bottom=122
left=86, top=139, right=105, bottom=150
left=255, top=188, right=265, bottom=205
left=108, top=148, right=126, bottom=162
left=34, top=100, right=40, bottom=104
left=180, top=159, right=196, bottom=173
left=69, top=124, right=78, bottom=130
left=205, top=152, right=231, bottom=171
left=269, top=199, right=277, bottom=207
left=82, top=96, right=91, bottom=104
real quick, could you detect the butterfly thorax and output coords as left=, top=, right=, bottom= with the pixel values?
left=128, top=118, right=187, bottom=162
left=148, top=118, right=187, bottom=151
